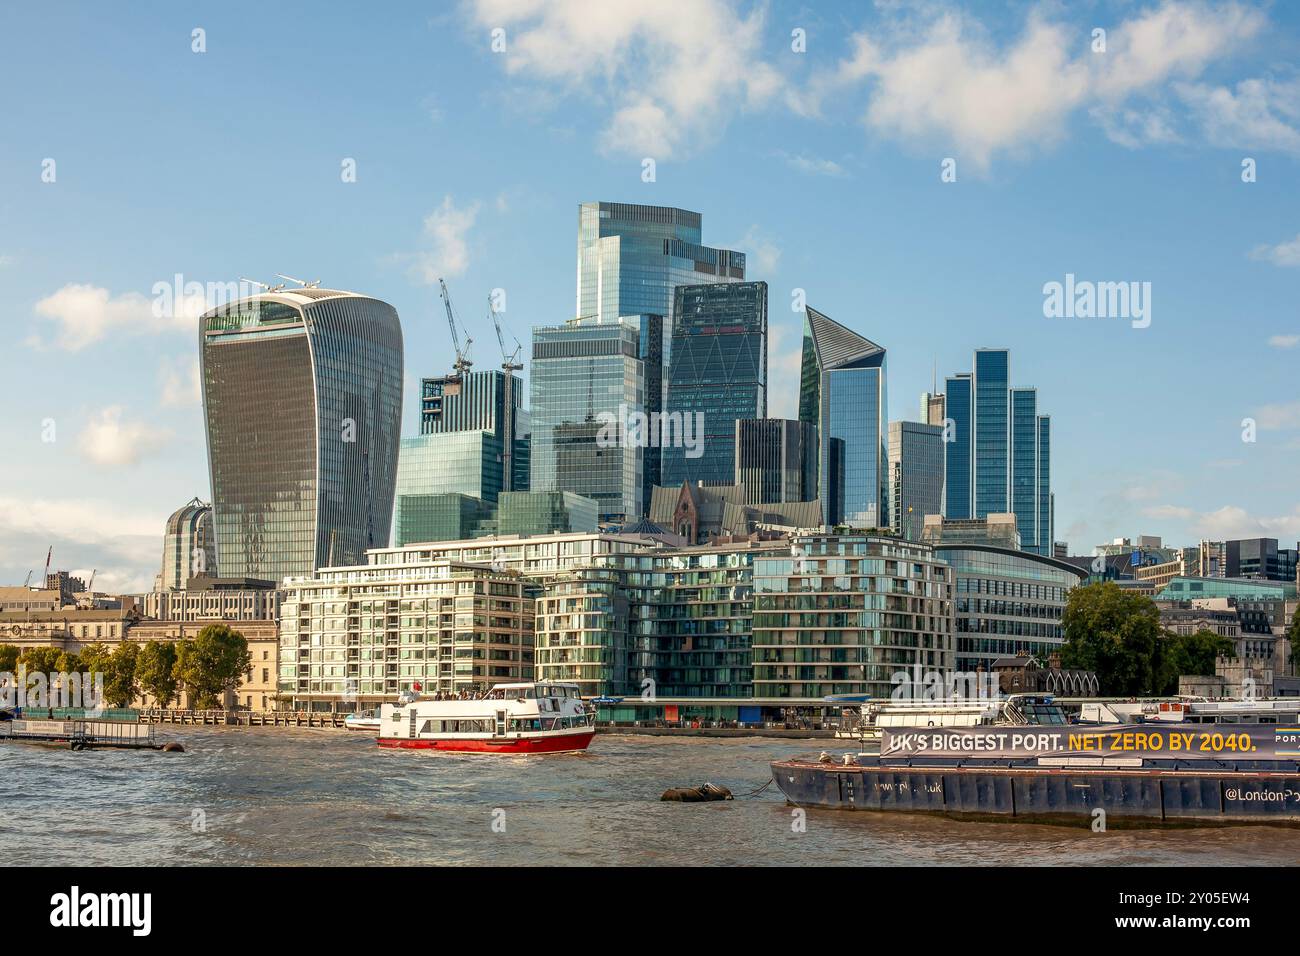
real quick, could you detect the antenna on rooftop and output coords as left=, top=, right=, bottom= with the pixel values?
left=275, top=274, right=321, bottom=288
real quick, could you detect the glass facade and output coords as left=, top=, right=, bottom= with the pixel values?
left=496, top=491, right=599, bottom=537
left=160, top=499, right=216, bottom=590
left=529, top=316, right=657, bottom=522
left=888, top=421, right=944, bottom=541
left=661, top=282, right=767, bottom=487
left=419, top=369, right=530, bottom=492
left=752, top=535, right=953, bottom=699
left=943, top=374, right=972, bottom=519
left=734, top=418, right=817, bottom=503
left=937, top=545, right=1087, bottom=673
left=201, top=291, right=403, bottom=582
left=1011, top=388, right=1038, bottom=550
left=973, top=349, right=1010, bottom=517
left=1037, top=416, right=1052, bottom=556
left=799, top=308, right=888, bottom=528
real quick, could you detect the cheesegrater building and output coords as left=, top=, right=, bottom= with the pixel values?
left=200, top=288, right=403, bottom=582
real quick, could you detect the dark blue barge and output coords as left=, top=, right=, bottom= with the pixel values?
left=772, top=724, right=1300, bottom=826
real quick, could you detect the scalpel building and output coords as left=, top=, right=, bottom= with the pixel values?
left=200, top=288, right=403, bottom=582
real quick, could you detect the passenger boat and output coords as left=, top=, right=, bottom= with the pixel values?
left=344, top=709, right=381, bottom=732
left=1079, top=697, right=1300, bottom=726
left=377, top=682, right=596, bottom=754
left=772, top=723, right=1300, bottom=826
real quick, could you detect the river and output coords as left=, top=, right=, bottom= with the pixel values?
left=4, top=728, right=1297, bottom=865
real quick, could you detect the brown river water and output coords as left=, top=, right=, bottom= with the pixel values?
left=4, top=728, right=1298, bottom=866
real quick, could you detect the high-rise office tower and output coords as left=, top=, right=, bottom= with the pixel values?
left=936, top=350, right=1052, bottom=555
left=575, top=201, right=745, bottom=333
left=888, top=421, right=945, bottom=542
left=973, top=348, right=1010, bottom=517
left=661, top=282, right=767, bottom=487
left=200, top=288, right=403, bottom=581
left=160, top=497, right=216, bottom=590
left=530, top=314, right=661, bottom=523
left=798, top=307, right=888, bottom=528
left=734, top=418, right=817, bottom=504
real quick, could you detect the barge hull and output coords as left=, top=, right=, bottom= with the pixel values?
left=772, top=760, right=1300, bottom=826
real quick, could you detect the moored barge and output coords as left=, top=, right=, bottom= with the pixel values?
left=772, top=723, right=1300, bottom=826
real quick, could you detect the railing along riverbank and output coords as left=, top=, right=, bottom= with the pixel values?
left=138, top=709, right=348, bottom=728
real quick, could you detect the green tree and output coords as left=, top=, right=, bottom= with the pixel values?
left=1289, top=605, right=1300, bottom=645
left=0, top=644, right=19, bottom=673
left=102, top=642, right=140, bottom=708
left=19, top=646, right=64, bottom=675
left=76, top=642, right=112, bottom=677
left=1060, top=581, right=1162, bottom=695
left=136, top=641, right=180, bottom=708
left=175, top=624, right=251, bottom=709
left=1156, top=629, right=1236, bottom=695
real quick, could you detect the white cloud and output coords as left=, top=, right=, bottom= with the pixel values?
left=1250, top=233, right=1300, bottom=268
left=1268, top=334, right=1300, bottom=349
left=1091, top=104, right=1182, bottom=148
left=766, top=321, right=803, bottom=420
left=0, top=495, right=163, bottom=594
left=160, top=357, right=202, bottom=407
left=32, top=283, right=193, bottom=351
left=406, top=195, right=480, bottom=283
left=782, top=153, right=848, bottom=177
left=1251, top=401, right=1300, bottom=430
left=78, top=406, right=172, bottom=467
left=735, top=225, right=780, bottom=277
left=468, top=0, right=782, bottom=158
left=803, top=1, right=1264, bottom=170
left=1176, top=76, right=1300, bottom=155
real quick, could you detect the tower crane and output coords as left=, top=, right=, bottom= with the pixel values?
left=437, top=278, right=473, bottom=385
left=489, top=294, right=524, bottom=493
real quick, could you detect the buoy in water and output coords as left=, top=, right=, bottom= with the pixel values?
left=660, top=782, right=733, bottom=802
left=161, top=742, right=185, bottom=752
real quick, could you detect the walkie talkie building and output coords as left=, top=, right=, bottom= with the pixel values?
left=200, top=288, right=403, bottom=582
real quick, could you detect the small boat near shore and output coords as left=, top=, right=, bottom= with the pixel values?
left=378, top=682, right=595, bottom=754
left=344, top=709, right=381, bottom=732
left=773, top=723, right=1300, bottom=827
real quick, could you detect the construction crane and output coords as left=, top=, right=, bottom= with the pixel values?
left=489, top=293, right=524, bottom=493
left=437, top=278, right=473, bottom=385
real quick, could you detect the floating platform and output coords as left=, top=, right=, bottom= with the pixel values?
left=0, top=717, right=163, bottom=751
left=772, top=724, right=1300, bottom=827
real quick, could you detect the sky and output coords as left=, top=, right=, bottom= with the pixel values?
left=1, top=0, right=1298, bottom=593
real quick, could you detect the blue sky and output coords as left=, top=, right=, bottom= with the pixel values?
left=1, top=0, right=1298, bottom=592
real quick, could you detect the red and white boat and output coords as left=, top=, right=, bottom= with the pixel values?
left=377, top=682, right=596, bottom=754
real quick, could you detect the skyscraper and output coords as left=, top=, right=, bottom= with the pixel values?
left=661, top=282, right=767, bottom=487
left=575, top=201, right=745, bottom=333
left=160, top=497, right=216, bottom=590
left=973, top=348, right=1010, bottom=517
left=944, top=373, right=973, bottom=520
left=734, top=418, right=817, bottom=504
left=937, top=350, right=1052, bottom=555
left=888, top=421, right=945, bottom=541
left=530, top=314, right=661, bottom=522
left=200, top=288, right=403, bottom=580
left=798, top=307, right=888, bottom=528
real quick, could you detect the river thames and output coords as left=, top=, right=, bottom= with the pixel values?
left=5, top=728, right=1298, bottom=866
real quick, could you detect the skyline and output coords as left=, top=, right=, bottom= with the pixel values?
left=3, top=0, right=1300, bottom=592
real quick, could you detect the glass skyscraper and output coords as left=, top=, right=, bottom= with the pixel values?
left=939, top=350, right=1052, bottom=555
left=576, top=201, right=745, bottom=333
left=973, top=348, right=1010, bottom=517
left=888, top=421, right=945, bottom=541
left=944, top=373, right=972, bottom=519
left=734, top=418, right=817, bottom=504
left=201, top=289, right=403, bottom=581
left=529, top=315, right=660, bottom=522
left=661, top=282, right=767, bottom=488
left=798, top=307, right=888, bottom=528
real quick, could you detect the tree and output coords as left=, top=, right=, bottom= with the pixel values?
left=0, top=644, right=19, bottom=673
left=1289, top=605, right=1300, bottom=645
left=103, top=642, right=140, bottom=708
left=136, top=641, right=180, bottom=708
left=175, top=624, right=251, bottom=709
left=1060, top=581, right=1162, bottom=695
left=76, top=643, right=112, bottom=677
left=1156, top=629, right=1236, bottom=695
left=18, top=646, right=64, bottom=675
